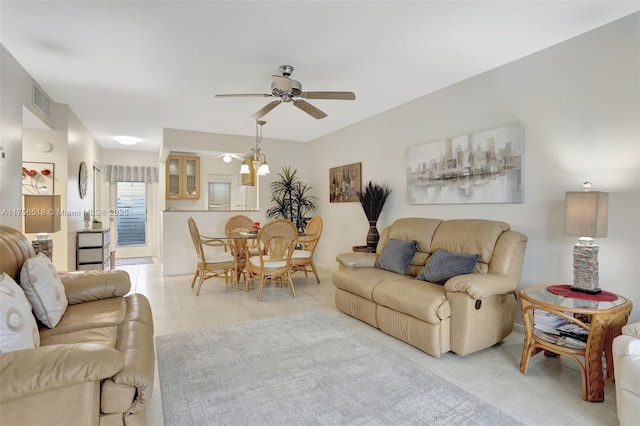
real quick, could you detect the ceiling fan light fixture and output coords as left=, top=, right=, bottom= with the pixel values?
left=215, top=64, right=356, bottom=120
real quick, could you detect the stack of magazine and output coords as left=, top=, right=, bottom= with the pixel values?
left=533, top=310, right=587, bottom=350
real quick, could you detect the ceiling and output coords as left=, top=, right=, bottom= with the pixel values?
left=2, top=1, right=639, bottom=151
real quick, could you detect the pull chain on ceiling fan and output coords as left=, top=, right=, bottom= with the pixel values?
left=214, top=65, right=356, bottom=119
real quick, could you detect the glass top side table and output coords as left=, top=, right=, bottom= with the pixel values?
left=519, top=284, right=632, bottom=402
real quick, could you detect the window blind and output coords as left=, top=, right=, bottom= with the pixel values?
left=208, top=181, right=231, bottom=210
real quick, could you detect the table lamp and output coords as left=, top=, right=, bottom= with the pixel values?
left=563, top=182, right=608, bottom=294
left=24, top=195, right=61, bottom=239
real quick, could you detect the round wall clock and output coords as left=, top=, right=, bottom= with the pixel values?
left=79, top=161, right=88, bottom=198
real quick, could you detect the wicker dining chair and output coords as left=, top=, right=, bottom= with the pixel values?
left=224, top=215, right=254, bottom=235
left=226, top=227, right=252, bottom=291
left=247, top=219, right=298, bottom=301
left=225, top=214, right=259, bottom=255
left=188, top=217, right=238, bottom=295
left=291, top=216, right=322, bottom=283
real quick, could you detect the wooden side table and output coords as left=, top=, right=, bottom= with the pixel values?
left=519, top=284, right=632, bottom=402
left=352, top=245, right=375, bottom=253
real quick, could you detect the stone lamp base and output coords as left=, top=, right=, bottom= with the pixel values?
left=571, top=243, right=601, bottom=294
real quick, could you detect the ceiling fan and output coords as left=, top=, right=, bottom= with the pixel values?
left=214, top=65, right=356, bottom=120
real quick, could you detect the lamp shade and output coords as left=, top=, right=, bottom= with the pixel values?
left=257, top=162, right=270, bottom=176
left=24, top=195, right=61, bottom=233
left=564, top=191, right=608, bottom=238
left=239, top=158, right=251, bottom=174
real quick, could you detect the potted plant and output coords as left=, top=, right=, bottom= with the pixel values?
left=267, top=166, right=317, bottom=232
left=92, top=219, right=102, bottom=230
left=357, top=181, right=392, bottom=249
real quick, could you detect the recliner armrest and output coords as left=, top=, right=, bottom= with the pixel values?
left=622, top=322, right=640, bottom=340
left=59, top=270, right=131, bottom=304
left=614, top=334, right=640, bottom=357
left=444, top=273, right=517, bottom=299
left=336, top=252, right=377, bottom=269
left=0, top=343, right=123, bottom=403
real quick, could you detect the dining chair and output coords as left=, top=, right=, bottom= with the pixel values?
left=188, top=217, right=238, bottom=295
left=224, top=215, right=254, bottom=234
left=225, top=227, right=252, bottom=291
left=247, top=219, right=298, bottom=301
left=291, top=216, right=323, bottom=284
left=225, top=214, right=259, bottom=255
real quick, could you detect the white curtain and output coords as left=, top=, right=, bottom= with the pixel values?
left=105, top=165, right=158, bottom=184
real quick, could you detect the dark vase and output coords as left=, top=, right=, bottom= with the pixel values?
left=366, top=220, right=379, bottom=250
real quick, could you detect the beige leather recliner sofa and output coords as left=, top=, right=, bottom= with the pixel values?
left=333, top=218, right=527, bottom=357
left=0, top=225, right=154, bottom=426
left=613, top=322, right=640, bottom=426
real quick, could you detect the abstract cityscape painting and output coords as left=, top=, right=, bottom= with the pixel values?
left=406, top=124, right=523, bottom=204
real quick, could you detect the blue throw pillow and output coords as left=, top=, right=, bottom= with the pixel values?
left=374, top=239, right=418, bottom=274
left=416, top=249, right=479, bottom=284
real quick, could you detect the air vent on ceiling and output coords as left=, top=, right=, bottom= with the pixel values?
left=32, top=82, right=51, bottom=117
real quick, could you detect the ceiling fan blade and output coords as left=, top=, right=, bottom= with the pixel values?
left=214, top=93, right=272, bottom=98
left=272, top=75, right=292, bottom=92
left=300, top=91, right=356, bottom=100
left=292, top=99, right=327, bottom=119
left=251, top=100, right=281, bottom=119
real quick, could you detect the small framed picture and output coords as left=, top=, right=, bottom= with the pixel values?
left=329, top=162, right=361, bottom=203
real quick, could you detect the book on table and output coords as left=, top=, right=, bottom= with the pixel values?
left=555, top=322, right=589, bottom=342
left=533, top=328, right=586, bottom=349
left=534, top=310, right=567, bottom=329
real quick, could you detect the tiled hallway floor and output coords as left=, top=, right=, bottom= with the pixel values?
left=120, top=261, right=619, bottom=426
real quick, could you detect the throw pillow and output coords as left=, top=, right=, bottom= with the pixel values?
left=20, top=253, right=68, bottom=328
left=416, top=249, right=480, bottom=284
left=0, top=273, right=40, bottom=352
left=374, top=239, right=418, bottom=274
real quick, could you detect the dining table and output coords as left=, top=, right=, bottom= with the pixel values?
left=201, top=230, right=308, bottom=291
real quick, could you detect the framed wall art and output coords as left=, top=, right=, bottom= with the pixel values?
left=406, top=123, right=523, bottom=204
left=22, top=161, right=55, bottom=195
left=329, top=162, right=361, bottom=203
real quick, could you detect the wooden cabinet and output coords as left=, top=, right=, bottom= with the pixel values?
left=166, top=155, right=200, bottom=199
left=77, top=229, right=110, bottom=270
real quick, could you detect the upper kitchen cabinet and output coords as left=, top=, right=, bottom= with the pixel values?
left=166, top=154, right=200, bottom=200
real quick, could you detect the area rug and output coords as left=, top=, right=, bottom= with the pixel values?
left=156, top=312, right=523, bottom=426
left=114, top=256, right=153, bottom=266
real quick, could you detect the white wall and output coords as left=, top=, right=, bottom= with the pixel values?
left=0, top=46, right=49, bottom=228
left=22, top=128, right=69, bottom=271
left=308, top=13, right=640, bottom=322
left=64, top=108, right=102, bottom=270
left=0, top=47, right=103, bottom=272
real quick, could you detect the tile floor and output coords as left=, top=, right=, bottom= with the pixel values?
left=121, top=261, right=619, bottom=426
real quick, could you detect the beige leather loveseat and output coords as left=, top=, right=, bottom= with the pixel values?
left=333, top=218, right=527, bottom=357
left=613, top=322, right=640, bottom=426
left=0, top=225, right=154, bottom=426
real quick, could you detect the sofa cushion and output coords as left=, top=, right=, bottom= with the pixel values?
left=372, top=279, right=450, bottom=324
left=0, top=273, right=40, bottom=352
left=19, top=253, right=68, bottom=328
left=417, top=249, right=480, bottom=284
left=375, top=239, right=417, bottom=274
left=333, top=268, right=402, bottom=301
left=431, top=219, right=509, bottom=265
left=39, top=297, right=126, bottom=339
left=40, top=326, right=118, bottom=347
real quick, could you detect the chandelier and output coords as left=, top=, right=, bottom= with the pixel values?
left=240, top=120, right=270, bottom=176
